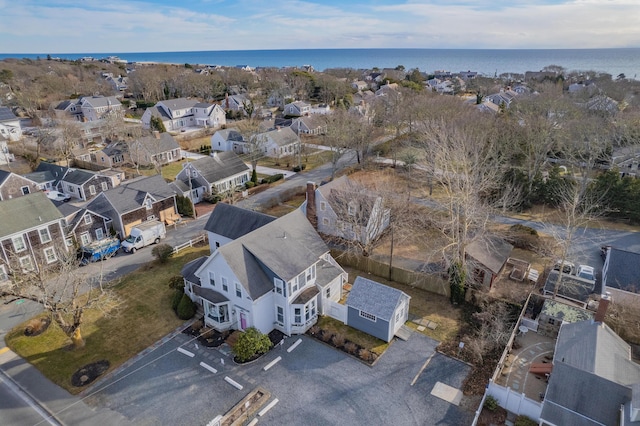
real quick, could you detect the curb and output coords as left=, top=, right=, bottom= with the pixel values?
left=0, top=349, right=65, bottom=426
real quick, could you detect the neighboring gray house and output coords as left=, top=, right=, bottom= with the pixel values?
left=210, top=128, right=245, bottom=152
left=173, top=152, right=250, bottom=203
left=184, top=209, right=348, bottom=335
left=284, top=101, right=311, bottom=117
left=79, top=95, right=123, bottom=121
left=0, top=170, right=38, bottom=201
left=305, top=177, right=390, bottom=248
left=346, top=276, right=410, bottom=343
left=85, top=174, right=178, bottom=238
left=203, top=203, right=275, bottom=253
left=466, top=238, right=514, bottom=288
left=257, top=126, right=300, bottom=159
left=222, top=93, right=248, bottom=112
left=128, top=132, right=181, bottom=167
left=59, top=168, right=114, bottom=201
left=0, top=192, right=67, bottom=278
left=540, top=317, right=640, bottom=426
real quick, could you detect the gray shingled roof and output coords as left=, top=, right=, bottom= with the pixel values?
left=347, top=276, right=409, bottom=321
left=146, top=105, right=171, bottom=120
left=160, top=98, right=197, bottom=111
left=35, top=162, right=68, bottom=186
left=80, top=95, right=121, bottom=108
left=605, top=247, right=640, bottom=293
left=541, top=362, right=633, bottom=426
left=217, top=209, right=328, bottom=299
left=62, top=168, right=95, bottom=185
left=188, top=152, right=249, bottom=185
left=0, top=169, right=9, bottom=185
left=0, top=192, right=63, bottom=238
left=23, top=170, right=56, bottom=185
left=204, top=203, right=275, bottom=240
left=263, top=127, right=299, bottom=147
left=181, top=256, right=208, bottom=286
left=214, top=128, right=244, bottom=142
left=102, top=141, right=128, bottom=157
left=86, top=174, right=175, bottom=215
left=0, top=107, right=17, bottom=122
left=133, top=133, right=180, bottom=156
left=466, top=238, right=513, bottom=274
left=554, top=321, right=640, bottom=385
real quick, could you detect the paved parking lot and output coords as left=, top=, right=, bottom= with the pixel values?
left=85, top=331, right=472, bottom=425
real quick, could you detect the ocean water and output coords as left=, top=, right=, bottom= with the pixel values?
left=1, top=48, right=638, bottom=79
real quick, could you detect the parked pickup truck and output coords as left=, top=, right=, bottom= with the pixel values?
left=121, top=220, right=166, bottom=253
left=80, top=237, right=121, bottom=265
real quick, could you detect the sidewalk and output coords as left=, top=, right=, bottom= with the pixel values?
left=0, top=348, right=131, bottom=425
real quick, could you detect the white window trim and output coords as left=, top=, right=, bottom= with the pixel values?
left=209, top=271, right=215, bottom=287
left=95, top=228, right=104, bottom=240
left=359, top=310, right=377, bottom=322
left=43, top=247, right=57, bottom=264
left=89, top=185, right=96, bottom=195
left=12, top=235, right=26, bottom=253
left=80, top=232, right=91, bottom=245
left=19, top=255, right=34, bottom=271
left=84, top=215, right=93, bottom=225
left=101, top=182, right=108, bottom=191
left=235, top=283, right=242, bottom=298
left=38, top=227, right=52, bottom=244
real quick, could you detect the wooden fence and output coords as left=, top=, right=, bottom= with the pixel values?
left=172, top=234, right=208, bottom=255
left=331, top=249, right=450, bottom=297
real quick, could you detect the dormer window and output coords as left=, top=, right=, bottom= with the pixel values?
left=274, top=278, right=286, bottom=296
left=145, top=199, right=152, bottom=210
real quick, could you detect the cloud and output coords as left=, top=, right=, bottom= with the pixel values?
left=0, top=0, right=638, bottom=52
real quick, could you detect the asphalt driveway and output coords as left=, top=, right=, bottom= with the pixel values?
left=84, top=331, right=472, bottom=426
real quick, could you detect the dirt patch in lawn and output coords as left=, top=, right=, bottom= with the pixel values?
left=71, top=360, right=110, bottom=387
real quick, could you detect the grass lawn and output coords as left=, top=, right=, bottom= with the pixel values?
left=161, top=159, right=187, bottom=181
left=258, top=150, right=333, bottom=172
left=5, top=246, right=209, bottom=394
left=316, top=316, right=389, bottom=356
left=262, top=193, right=307, bottom=217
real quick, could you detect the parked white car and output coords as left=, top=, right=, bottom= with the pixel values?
left=45, top=190, right=71, bottom=202
left=576, top=265, right=595, bottom=281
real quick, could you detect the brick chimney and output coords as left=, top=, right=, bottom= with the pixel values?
left=595, top=293, right=611, bottom=324
left=306, top=181, right=317, bottom=228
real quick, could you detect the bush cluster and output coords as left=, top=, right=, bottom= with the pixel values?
left=232, top=327, right=272, bottom=362
left=263, top=174, right=284, bottom=184
left=176, top=294, right=196, bottom=320
left=152, top=243, right=174, bottom=264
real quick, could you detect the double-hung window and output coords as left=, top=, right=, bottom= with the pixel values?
left=209, top=272, right=215, bottom=286
left=38, top=227, right=51, bottom=243
left=12, top=236, right=26, bottom=253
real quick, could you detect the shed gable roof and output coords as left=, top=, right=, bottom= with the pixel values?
left=346, top=276, right=408, bottom=321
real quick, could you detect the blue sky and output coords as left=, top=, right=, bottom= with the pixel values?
left=0, top=0, right=638, bottom=53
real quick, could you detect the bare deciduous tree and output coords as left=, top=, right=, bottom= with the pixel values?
left=1, top=249, right=117, bottom=349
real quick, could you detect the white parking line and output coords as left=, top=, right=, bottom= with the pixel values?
left=177, top=347, right=195, bottom=357
left=224, top=376, right=243, bottom=390
left=199, top=362, right=217, bottom=374
left=287, top=339, right=302, bottom=353
left=258, top=398, right=279, bottom=417
left=263, top=356, right=282, bottom=371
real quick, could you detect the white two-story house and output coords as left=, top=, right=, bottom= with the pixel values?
left=183, top=209, right=347, bottom=336
left=142, top=98, right=226, bottom=132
